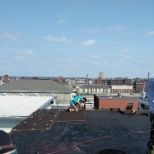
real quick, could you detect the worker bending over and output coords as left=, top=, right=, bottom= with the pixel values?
left=69, top=95, right=87, bottom=112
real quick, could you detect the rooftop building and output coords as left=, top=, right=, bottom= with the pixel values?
left=0, top=78, right=151, bottom=154
left=0, top=79, right=73, bottom=92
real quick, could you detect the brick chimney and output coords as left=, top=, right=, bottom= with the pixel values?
left=4, top=75, right=9, bottom=83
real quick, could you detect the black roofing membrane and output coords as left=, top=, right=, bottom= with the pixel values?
left=10, top=110, right=150, bottom=154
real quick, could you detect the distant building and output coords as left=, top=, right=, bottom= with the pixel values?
left=102, top=79, right=109, bottom=85
left=110, top=78, right=132, bottom=86
left=134, top=78, right=147, bottom=93
left=77, top=84, right=133, bottom=94
left=76, top=85, right=111, bottom=94
left=58, top=76, right=65, bottom=84
left=96, top=72, right=104, bottom=85
left=111, top=85, right=133, bottom=93
left=96, top=77, right=103, bottom=85
left=94, top=94, right=138, bottom=111
left=85, top=74, right=89, bottom=85
left=99, top=72, right=105, bottom=78
left=96, top=78, right=132, bottom=86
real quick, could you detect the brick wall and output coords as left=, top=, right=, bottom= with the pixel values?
left=95, top=97, right=138, bottom=111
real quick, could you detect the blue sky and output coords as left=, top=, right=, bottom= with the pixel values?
left=0, top=0, right=154, bottom=78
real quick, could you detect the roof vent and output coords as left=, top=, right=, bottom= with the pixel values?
left=19, top=93, right=25, bottom=96
left=3, top=93, right=8, bottom=96
left=33, top=93, right=40, bottom=97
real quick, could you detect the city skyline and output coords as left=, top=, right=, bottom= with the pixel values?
left=0, top=0, right=154, bottom=78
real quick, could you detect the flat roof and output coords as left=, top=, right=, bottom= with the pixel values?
left=95, top=94, right=141, bottom=100
left=96, top=95, right=138, bottom=99
left=0, top=79, right=73, bottom=92
left=0, top=96, right=53, bottom=117
left=10, top=110, right=151, bottom=154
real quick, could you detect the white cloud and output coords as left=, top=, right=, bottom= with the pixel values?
left=44, top=36, right=72, bottom=44
left=87, top=54, right=102, bottom=66
left=13, top=49, right=34, bottom=63
left=3, top=43, right=9, bottom=46
left=90, top=61, right=99, bottom=65
left=111, top=42, right=116, bottom=45
left=106, top=25, right=127, bottom=31
left=81, top=39, right=96, bottom=46
left=85, top=28, right=101, bottom=34
left=15, top=56, right=24, bottom=60
left=89, top=55, right=101, bottom=59
left=2, top=32, right=17, bottom=40
left=16, top=50, right=33, bottom=56
left=124, top=32, right=131, bottom=36
left=124, top=56, right=130, bottom=59
left=120, top=48, right=130, bottom=53
left=146, top=31, right=154, bottom=36
left=22, top=50, right=33, bottom=55
left=55, top=19, right=66, bottom=24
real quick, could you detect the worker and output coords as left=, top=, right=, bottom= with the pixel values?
left=68, top=95, right=87, bottom=112
left=147, top=74, right=154, bottom=153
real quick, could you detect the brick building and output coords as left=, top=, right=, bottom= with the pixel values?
left=94, top=95, right=138, bottom=111
left=96, top=78, right=132, bottom=86
left=134, top=78, right=147, bottom=93
left=96, top=77, right=103, bottom=85
left=111, top=85, right=133, bottom=93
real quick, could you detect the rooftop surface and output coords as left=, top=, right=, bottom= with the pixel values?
left=96, top=95, right=138, bottom=100
left=0, top=79, right=73, bottom=92
left=10, top=109, right=150, bottom=154
left=0, top=96, right=53, bottom=117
